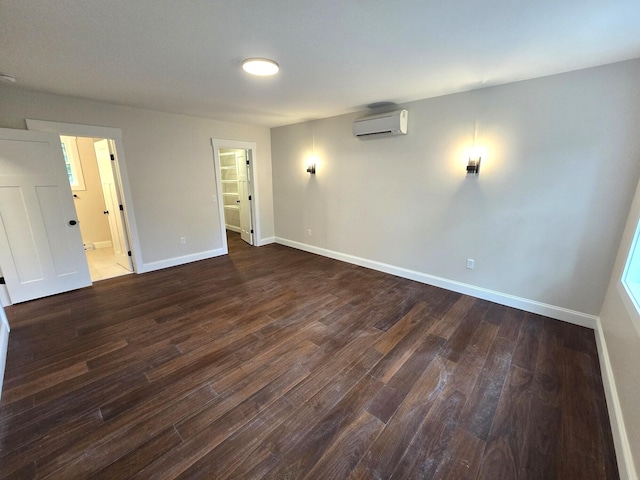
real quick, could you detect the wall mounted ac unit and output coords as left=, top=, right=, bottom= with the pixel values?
left=352, top=109, right=408, bottom=138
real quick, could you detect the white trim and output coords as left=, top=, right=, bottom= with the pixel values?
left=26, top=119, right=122, bottom=139
left=93, top=240, right=113, bottom=249
left=25, top=119, right=143, bottom=274
left=225, top=225, right=242, bottom=234
left=212, top=146, right=229, bottom=255
left=618, top=280, right=640, bottom=340
left=60, top=136, right=86, bottom=191
left=211, top=139, right=260, bottom=247
left=274, top=237, right=598, bottom=328
left=257, top=236, right=275, bottom=246
left=137, top=248, right=227, bottom=274
left=595, top=319, right=638, bottom=480
left=0, top=285, right=11, bottom=307
left=619, top=216, right=640, bottom=338
left=0, top=304, right=9, bottom=332
left=0, top=305, right=10, bottom=402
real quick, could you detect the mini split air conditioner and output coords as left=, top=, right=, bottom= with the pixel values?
left=352, top=109, right=408, bottom=138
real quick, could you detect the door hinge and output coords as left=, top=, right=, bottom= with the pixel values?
left=119, top=204, right=124, bottom=211
left=110, top=154, right=115, bottom=161
left=248, top=195, right=252, bottom=201
left=0, top=277, right=5, bottom=285
left=128, top=251, right=131, bottom=257
left=250, top=229, right=253, bottom=234
left=246, top=160, right=249, bottom=165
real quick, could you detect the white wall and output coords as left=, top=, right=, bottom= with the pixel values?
left=271, top=59, right=640, bottom=319
left=599, top=174, right=640, bottom=478
left=0, top=87, right=274, bottom=269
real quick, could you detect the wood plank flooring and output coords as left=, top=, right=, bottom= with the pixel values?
left=0, top=232, right=619, bottom=479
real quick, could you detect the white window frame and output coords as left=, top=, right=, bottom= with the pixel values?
left=60, top=135, right=85, bottom=191
left=620, top=218, right=640, bottom=338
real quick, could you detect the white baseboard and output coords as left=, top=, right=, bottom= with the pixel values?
left=258, top=236, right=275, bottom=246
left=226, top=225, right=241, bottom=233
left=274, top=237, right=636, bottom=473
left=93, top=240, right=113, bottom=249
left=138, top=247, right=227, bottom=274
left=595, top=319, right=638, bottom=480
left=274, top=237, right=598, bottom=329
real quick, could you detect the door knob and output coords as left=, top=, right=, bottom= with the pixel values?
left=104, top=210, right=109, bottom=214
left=236, top=200, right=241, bottom=203
left=69, top=220, right=77, bottom=226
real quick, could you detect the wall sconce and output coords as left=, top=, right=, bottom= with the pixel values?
left=306, top=162, right=316, bottom=174
left=466, top=155, right=481, bottom=176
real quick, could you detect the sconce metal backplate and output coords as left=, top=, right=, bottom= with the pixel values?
left=466, top=157, right=481, bottom=176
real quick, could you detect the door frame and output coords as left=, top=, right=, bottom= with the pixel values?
left=26, top=120, right=142, bottom=273
left=211, top=139, right=259, bottom=251
left=0, top=304, right=9, bottom=401
left=93, top=139, right=133, bottom=272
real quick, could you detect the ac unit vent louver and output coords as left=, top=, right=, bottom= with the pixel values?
left=353, top=109, right=408, bottom=138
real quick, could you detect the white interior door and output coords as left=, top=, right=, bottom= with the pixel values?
left=0, top=128, right=91, bottom=303
left=238, top=150, right=253, bottom=245
left=93, top=140, right=132, bottom=272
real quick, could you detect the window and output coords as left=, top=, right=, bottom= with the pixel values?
left=621, top=218, right=640, bottom=337
left=60, top=136, right=85, bottom=190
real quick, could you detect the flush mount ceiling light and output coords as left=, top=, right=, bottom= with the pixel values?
left=0, top=73, right=16, bottom=83
left=242, top=58, right=279, bottom=76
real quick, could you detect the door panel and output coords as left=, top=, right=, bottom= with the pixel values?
left=0, top=187, right=43, bottom=282
left=0, top=137, right=54, bottom=176
left=0, top=128, right=91, bottom=303
left=38, top=185, right=80, bottom=275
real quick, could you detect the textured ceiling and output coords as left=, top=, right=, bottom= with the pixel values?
left=1, top=1, right=640, bottom=127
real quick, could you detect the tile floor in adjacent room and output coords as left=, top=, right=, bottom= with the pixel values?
left=85, top=246, right=132, bottom=282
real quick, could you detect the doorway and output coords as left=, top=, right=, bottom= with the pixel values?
left=60, top=135, right=133, bottom=281
left=212, top=139, right=259, bottom=252
left=219, top=148, right=253, bottom=245
left=26, top=120, right=142, bottom=277
left=0, top=121, right=140, bottom=305
left=0, top=128, right=91, bottom=304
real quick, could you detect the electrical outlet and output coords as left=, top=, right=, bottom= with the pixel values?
left=307, top=229, right=312, bottom=236
left=180, top=237, right=186, bottom=245
left=466, top=259, right=475, bottom=270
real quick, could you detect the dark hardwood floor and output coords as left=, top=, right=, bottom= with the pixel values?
left=0, top=232, right=619, bottom=479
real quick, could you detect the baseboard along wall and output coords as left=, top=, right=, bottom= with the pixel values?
left=274, top=236, right=635, bottom=479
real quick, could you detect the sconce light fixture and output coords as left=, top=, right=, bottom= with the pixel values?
left=466, top=155, right=481, bottom=176
left=306, top=162, right=316, bottom=174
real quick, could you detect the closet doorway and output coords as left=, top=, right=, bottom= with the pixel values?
left=212, top=139, right=258, bottom=251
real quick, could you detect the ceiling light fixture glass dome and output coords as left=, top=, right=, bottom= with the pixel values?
left=242, top=58, right=279, bottom=76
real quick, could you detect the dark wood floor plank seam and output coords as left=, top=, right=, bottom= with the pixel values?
left=0, top=231, right=619, bottom=480
left=36, top=384, right=218, bottom=479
